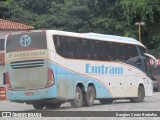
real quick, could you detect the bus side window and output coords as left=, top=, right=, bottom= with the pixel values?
left=53, top=36, right=62, bottom=54
left=104, top=42, right=114, bottom=61
left=65, top=37, right=78, bottom=58
left=94, top=41, right=104, bottom=60
left=125, top=45, right=142, bottom=67
left=110, top=42, right=117, bottom=61
left=55, top=36, right=68, bottom=57
left=78, top=39, right=91, bottom=60
left=114, top=43, right=122, bottom=61
left=53, top=36, right=58, bottom=48
left=119, top=44, right=126, bottom=61
left=139, top=46, right=152, bottom=77
left=90, top=40, right=97, bottom=60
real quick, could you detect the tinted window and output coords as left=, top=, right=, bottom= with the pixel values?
left=139, top=46, right=146, bottom=55
left=138, top=46, right=151, bottom=76
left=78, top=39, right=91, bottom=59
left=0, top=39, right=5, bottom=51
left=53, top=36, right=80, bottom=58
left=125, top=45, right=143, bottom=66
left=6, top=32, right=47, bottom=53
left=53, top=35, right=140, bottom=64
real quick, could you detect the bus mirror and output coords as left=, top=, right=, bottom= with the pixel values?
left=3, top=73, right=6, bottom=85
left=152, top=77, right=156, bottom=81
left=144, top=53, right=158, bottom=68
left=153, top=61, right=158, bottom=68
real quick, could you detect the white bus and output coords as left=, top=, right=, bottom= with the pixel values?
left=4, top=30, right=157, bottom=109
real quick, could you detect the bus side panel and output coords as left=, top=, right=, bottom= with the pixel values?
left=54, top=54, right=152, bottom=99
left=135, top=76, right=153, bottom=97
left=145, top=78, right=153, bottom=96
left=54, top=62, right=113, bottom=99
left=140, top=77, right=153, bottom=96
left=56, top=73, right=74, bottom=99
left=47, top=50, right=113, bottom=99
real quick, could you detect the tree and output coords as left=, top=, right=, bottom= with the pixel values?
left=0, top=0, right=160, bottom=57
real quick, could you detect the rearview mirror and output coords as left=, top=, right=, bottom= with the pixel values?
left=152, top=77, right=156, bottom=81
left=144, top=53, right=157, bottom=68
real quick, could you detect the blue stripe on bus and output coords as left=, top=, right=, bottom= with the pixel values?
left=48, top=61, right=112, bottom=98
left=7, top=61, right=112, bottom=101
left=7, top=85, right=57, bottom=101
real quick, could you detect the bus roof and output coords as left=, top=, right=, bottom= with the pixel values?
left=49, top=30, right=145, bottom=48
left=84, top=33, right=144, bottom=47
left=8, top=30, right=144, bottom=48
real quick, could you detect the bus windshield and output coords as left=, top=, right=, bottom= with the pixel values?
left=6, top=32, right=47, bottom=53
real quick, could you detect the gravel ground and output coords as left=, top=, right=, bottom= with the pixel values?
left=0, top=92, right=160, bottom=120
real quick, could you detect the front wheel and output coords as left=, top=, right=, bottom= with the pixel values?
left=130, top=86, right=145, bottom=103
left=70, top=87, right=83, bottom=108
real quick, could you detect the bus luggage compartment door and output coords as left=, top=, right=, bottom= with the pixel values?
left=57, top=74, right=74, bottom=99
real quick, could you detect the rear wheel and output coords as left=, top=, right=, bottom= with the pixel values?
left=45, top=103, right=61, bottom=109
left=32, top=103, right=45, bottom=110
left=70, top=87, right=83, bottom=108
left=85, top=86, right=95, bottom=106
left=130, top=86, right=145, bottom=103
left=99, top=99, right=113, bottom=104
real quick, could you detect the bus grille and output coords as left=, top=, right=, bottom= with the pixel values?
left=10, top=59, right=45, bottom=69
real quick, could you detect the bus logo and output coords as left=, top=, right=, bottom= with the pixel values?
left=20, top=35, right=31, bottom=47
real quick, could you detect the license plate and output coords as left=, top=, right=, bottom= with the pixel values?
left=25, top=92, right=33, bottom=96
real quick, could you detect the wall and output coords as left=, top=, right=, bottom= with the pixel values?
left=0, top=65, right=5, bottom=87
left=0, top=30, right=22, bottom=87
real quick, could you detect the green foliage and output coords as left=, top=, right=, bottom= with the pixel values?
left=119, top=0, right=154, bottom=23
left=0, top=0, right=160, bottom=57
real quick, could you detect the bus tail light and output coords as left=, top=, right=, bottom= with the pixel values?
left=45, top=69, right=54, bottom=88
left=5, top=72, right=13, bottom=90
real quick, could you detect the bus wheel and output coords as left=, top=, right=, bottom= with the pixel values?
left=99, top=99, right=113, bottom=104
left=156, top=85, right=160, bottom=92
left=70, top=87, right=83, bottom=108
left=45, top=103, right=61, bottom=109
left=85, top=86, right=95, bottom=106
left=130, top=86, right=145, bottom=103
left=32, top=103, right=45, bottom=110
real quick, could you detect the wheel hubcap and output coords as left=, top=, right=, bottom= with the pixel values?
left=76, top=93, right=81, bottom=102
left=88, top=92, right=93, bottom=102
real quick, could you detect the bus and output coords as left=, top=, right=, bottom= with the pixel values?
left=151, top=59, right=160, bottom=92
left=3, top=30, right=157, bottom=109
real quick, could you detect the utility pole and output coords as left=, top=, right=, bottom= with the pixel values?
left=135, top=22, right=145, bottom=42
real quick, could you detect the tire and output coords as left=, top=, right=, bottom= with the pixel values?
left=85, top=86, right=95, bottom=106
left=130, top=86, right=145, bottom=103
left=70, top=87, right=83, bottom=108
left=32, top=103, right=45, bottom=110
left=45, top=103, right=61, bottom=109
left=156, top=85, right=160, bottom=92
left=99, top=99, right=113, bottom=104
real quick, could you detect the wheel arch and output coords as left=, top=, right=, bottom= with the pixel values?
left=87, top=82, right=96, bottom=98
left=138, top=83, right=145, bottom=96
left=76, top=82, right=85, bottom=92
left=76, top=82, right=96, bottom=97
